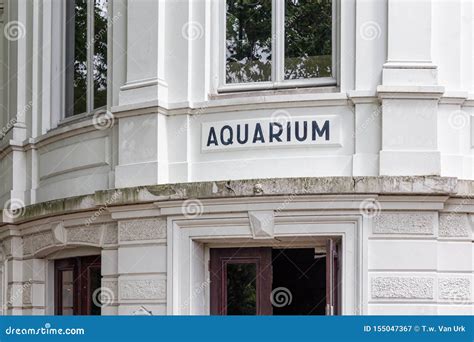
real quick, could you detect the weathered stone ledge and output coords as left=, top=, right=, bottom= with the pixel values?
left=1, top=176, right=473, bottom=225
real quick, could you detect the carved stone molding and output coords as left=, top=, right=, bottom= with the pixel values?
left=373, top=212, right=434, bottom=235
left=23, top=232, right=55, bottom=256
left=371, top=276, right=434, bottom=299
left=2, top=239, right=12, bottom=258
left=439, top=213, right=470, bottom=238
left=103, top=223, right=118, bottom=245
left=438, top=278, right=471, bottom=300
left=248, top=211, right=274, bottom=239
left=22, top=284, right=32, bottom=305
left=67, top=225, right=103, bottom=245
left=6, top=285, right=12, bottom=307
left=118, top=219, right=167, bottom=242
left=119, top=279, right=166, bottom=300
left=102, top=279, right=118, bottom=302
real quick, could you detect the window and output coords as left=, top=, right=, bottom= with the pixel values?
left=210, top=239, right=340, bottom=315
left=54, top=256, right=102, bottom=315
left=65, top=0, right=109, bottom=117
left=223, top=0, right=335, bottom=90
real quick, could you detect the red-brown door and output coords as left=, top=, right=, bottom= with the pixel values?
left=55, top=255, right=101, bottom=315
left=210, top=248, right=272, bottom=315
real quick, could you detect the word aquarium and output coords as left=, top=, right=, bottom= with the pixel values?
left=202, top=116, right=341, bottom=151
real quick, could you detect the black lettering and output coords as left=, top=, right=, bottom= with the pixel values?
left=220, top=125, right=233, bottom=146
left=312, top=120, right=330, bottom=141
left=295, top=121, right=307, bottom=142
left=207, top=127, right=218, bottom=146
left=252, top=123, right=265, bottom=143
left=286, top=122, right=291, bottom=142
left=269, top=122, right=283, bottom=142
left=236, top=124, right=249, bottom=144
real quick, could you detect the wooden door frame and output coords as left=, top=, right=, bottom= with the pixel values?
left=54, top=255, right=101, bottom=315
left=210, top=248, right=273, bottom=315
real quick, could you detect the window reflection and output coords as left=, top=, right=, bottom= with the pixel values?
left=226, top=0, right=272, bottom=83
left=61, top=270, right=74, bottom=316
left=285, top=0, right=333, bottom=79
left=93, top=0, right=108, bottom=109
left=70, top=0, right=88, bottom=116
left=226, top=263, right=257, bottom=315
left=66, top=0, right=108, bottom=117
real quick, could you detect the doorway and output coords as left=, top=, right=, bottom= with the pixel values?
left=54, top=255, right=101, bottom=315
left=209, top=239, right=340, bottom=315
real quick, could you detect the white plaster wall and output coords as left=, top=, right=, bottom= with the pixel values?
left=0, top=0, right=472, bottom=206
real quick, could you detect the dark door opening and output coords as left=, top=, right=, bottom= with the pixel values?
left=54, top=255, right=101, bottom=315
left=271, top=248, right=326, bottom=315
left=210, top=240, right=340, bottom=315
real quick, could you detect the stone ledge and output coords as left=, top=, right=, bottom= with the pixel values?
left=1, top=176, right=471, bottom=225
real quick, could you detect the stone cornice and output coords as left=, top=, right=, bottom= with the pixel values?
left=1, top=176, right=472, bottom=226
left=377, top=85, right=445, bottom=100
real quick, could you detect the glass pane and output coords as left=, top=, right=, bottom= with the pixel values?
left=72, top=0, right=88, bottom=115
left=93, top=0, right=108, bottom=109
left=61, top=270, right=74, bottom=315
left=226, top=263, right=257, bottom=315
left=285, top=0, right=332, bottom=80
left=89, top=266, right=101, bottom=315
left=226, top=0, right=272, bottom=84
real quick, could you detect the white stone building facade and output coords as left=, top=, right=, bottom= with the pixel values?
left=0, top=0, right=472, bottom=315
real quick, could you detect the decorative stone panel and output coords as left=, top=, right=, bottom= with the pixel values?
left=439, top=214, right=470, bottom=238
left=102, top=279, right=118, bottom=302
left=22, top=284, right=32, bottom=305
left=2, top=239, right=12, bottom=258
left=119, top=279, right=166, bottom=300
left=438, top=278, right=471, bottom=301
left=23, top=232, right=55, bottom=255
left=67, top=225, right=102, bottom=244
left=103, top=223, right=118, bottom=244
left=373, top=212, right=434, bottom=235
left=119, top=219, right=167, bottom=242
left=6, top=285, right=12, bottom=307
left=371, top=276, right=434, bottom=299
